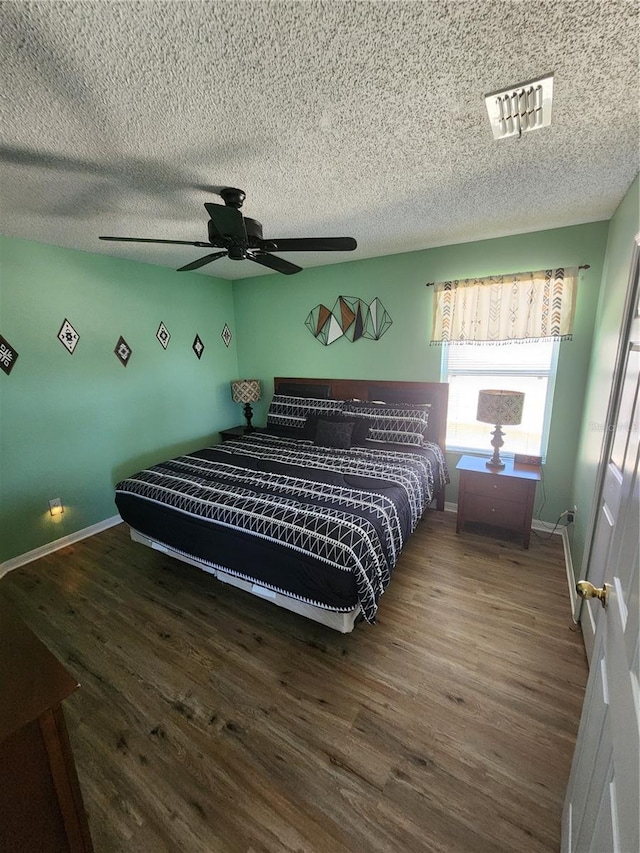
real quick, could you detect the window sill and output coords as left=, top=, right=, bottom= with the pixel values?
left=446, top=444, right=515, bottom=457
left=445, top=445, right=546, bottom=464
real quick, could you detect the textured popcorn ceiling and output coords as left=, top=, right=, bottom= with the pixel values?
left=0, top=0, right=638, bottom=280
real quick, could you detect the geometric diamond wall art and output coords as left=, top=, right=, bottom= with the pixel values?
left=333, top=296, right=362, bottom=342
left=362, top=297, right=393, bottom=340
left=0, top=333, right=19, bottom=376
left=114, top=335, right=132, bottom=367
left=156, top=321, right=171, bottom=349
left=304, top=303, right=344, bottom=346
left=57, top=318, right=80, bottom=354
left=305, top=296, right=392, bottom=345
left=221, top=323, right=232, bottom=348
left=305, top=303, right=333, bottom=342
left=192, top=334, right=205, bottom=360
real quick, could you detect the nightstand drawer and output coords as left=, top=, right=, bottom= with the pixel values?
left=463, top=471, right=529, bottom=501
left=463, top=493, right=527, bottom=529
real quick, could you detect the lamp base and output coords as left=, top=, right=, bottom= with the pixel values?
left=243, top=402, right=254, bottom=432
left=486, top=424, right=506, bottom=469
left=485, top=458, right=506, bottom=470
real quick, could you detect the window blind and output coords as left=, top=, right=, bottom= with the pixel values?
left=446, top=339, right=555, bottom=372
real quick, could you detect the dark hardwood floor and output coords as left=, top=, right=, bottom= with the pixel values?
left=0, top=512, right=587, bottom=853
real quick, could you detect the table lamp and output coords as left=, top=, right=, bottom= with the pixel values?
left=231, top=379, right=261, bottom=432
left=476, top=389, right=525, bottom=469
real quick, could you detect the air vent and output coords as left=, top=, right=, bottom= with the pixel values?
left=484, top=74, right=553, bottom=140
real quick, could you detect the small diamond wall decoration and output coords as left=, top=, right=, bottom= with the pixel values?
left=114, top=335, right=132, bottom=367
left=156, top=321, right=171, bottom=350
left=192, top=334, right=205, bottom=360
left=57, top=318, right=80, bottom=354
left=221, top=323, right=232, bottom=348
left=0, top=334, right=18, bottom=376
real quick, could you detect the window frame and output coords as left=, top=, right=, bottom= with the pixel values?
left=440, top=340, right=560, bottom=461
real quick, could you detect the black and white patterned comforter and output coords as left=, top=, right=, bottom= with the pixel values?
left=115, top=433, right=448, bottom=623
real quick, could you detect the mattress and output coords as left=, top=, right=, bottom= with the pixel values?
left=115, top=432, right=448, bottom=623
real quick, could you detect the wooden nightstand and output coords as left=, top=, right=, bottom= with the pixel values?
left=456, top=455, right=541, bottom=549
left=220, top=425, right=249, bottom=442
left=219, top=425, right=264, bottom=442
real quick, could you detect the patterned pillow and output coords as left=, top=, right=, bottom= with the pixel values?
left=345, top=401, right=430, bottom=447
left=266, top=394, right=345, bottom=433
left=314, top=419, right=354, bottom=449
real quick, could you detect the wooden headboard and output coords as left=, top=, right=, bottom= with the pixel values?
left=273, top=377, right=449, bottom=451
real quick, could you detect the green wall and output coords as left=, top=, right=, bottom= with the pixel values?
left=0, top=214, right=621, bottom=564
left=0, top=237, right=238, bottom=563
left=571, top=174, right=640, bottom=574
left=233, top=221, right=610, bottom=523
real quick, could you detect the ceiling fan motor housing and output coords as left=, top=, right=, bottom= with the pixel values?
left=219, top=187, right=246, bottom=209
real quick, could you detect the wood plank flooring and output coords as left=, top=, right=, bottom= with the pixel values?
left=0, top=512, right=588, bottom=853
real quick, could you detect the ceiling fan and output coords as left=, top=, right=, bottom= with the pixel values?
left=99, top=187, right=357, bottom=275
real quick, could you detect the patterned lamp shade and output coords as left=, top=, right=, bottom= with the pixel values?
left=231, top=379, right=261, bottom=404
left=477, top=390, right=524, bottom=426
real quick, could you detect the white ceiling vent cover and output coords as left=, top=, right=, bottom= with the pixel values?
left=484, top=74, right=554, bottom=140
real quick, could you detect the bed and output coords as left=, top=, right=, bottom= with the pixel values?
left=115, top=378, right=449, bottom=632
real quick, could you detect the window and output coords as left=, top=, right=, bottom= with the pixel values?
left=441, top=340, right=559, bottom=458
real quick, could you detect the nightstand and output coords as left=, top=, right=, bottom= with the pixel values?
left=219, top=426, right=265, bottom=442
left=219, top=425, right=249, bottom=442
left=456, top=454, right=541, bottom=549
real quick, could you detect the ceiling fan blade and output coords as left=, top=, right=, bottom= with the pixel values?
left=204, top=203, right=247, bottom=241
left=263, top=237, right=357, bottom=252
left=248, top=252, right=302, bottom=275
left=100, top=236, right=212, bottom=247
left=177, top=251, right=228, bottom=272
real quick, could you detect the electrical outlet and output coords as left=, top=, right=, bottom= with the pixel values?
left=514, top=453, right=542, bottom=466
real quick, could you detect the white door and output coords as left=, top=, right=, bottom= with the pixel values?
left=579, top=236, right=640, bottom=659
left=562, top=236, right=640, bottom=853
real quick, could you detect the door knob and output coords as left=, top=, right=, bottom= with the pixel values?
left=576, top=581, right=608, bottom=608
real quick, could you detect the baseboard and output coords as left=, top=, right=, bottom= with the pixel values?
left=0, top=514, right=122, bottom=579
left=531, top=518, right=564, bottom=534
left=561, top=526, right=580, bottom=622
left=2, top=505, right=574, bottom=603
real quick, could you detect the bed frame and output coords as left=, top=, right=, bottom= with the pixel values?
left=130, top=527, right=363, bottom=632
left=128, top=377, right=449, bottom=632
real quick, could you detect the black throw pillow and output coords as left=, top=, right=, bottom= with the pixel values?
left=314, top=419, right=355, bottom=449
left=305, top=412, right=356, bottom=439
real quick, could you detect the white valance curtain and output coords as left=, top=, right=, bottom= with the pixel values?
left=430, top=267, right=578, bottom=345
